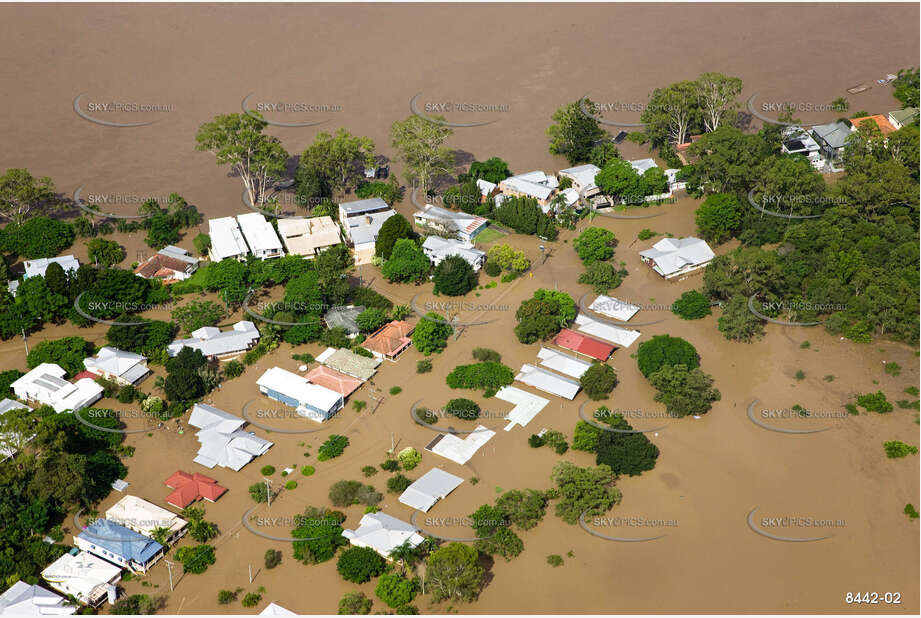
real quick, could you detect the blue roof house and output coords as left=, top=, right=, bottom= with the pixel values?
left=74, top=519, right=165, bottom=573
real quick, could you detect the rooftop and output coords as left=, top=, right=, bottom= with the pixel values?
left=304, top=365, right=363, bottom=398
left=552, top=328, right=615, bottom=361
left=24, top=255, right=79, bottom=279
left=277, top=216, right=341, bottom=256
left=164, top=471, right=228, bottom=508
left=168, top=321, right=260, bottom=358
left=208, top=217, right=250, bottom=260
left=362, top=320, right=414, bottom=357
left=324, top=305, right=365, bottom=335
left=849, top=114, right=897, bottom=135
left=237, top=213, right=283, bottom=254
left=316, top=347, right=380, bottom=380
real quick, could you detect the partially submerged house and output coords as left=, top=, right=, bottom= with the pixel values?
left=315, top=347, right=381, bottom=380
left=398, top=468, right=464, bottom=512
left=277, top=216, right=341, bottom=257
left=638, top=236, right=715, bottom=280
left=105, top=495, right=187, bottom=545
left=589, top=295, right=640, bottom=322
left=188, top=403, right=273, bottom=471
left=888, top=107, right=919, bottom=130
left=75, top=519, right=165, bottom=574
left=425, top=426, right=495, bottom=465
left=304, top=365, right=363, bottom=398
left=164, top=471, right=227, bottom=509
left=10, top=363, right=103, bottom=413
left=558, top=164, right=601, bottom=198
left=134, top=246, right=199, bottom=283
left=167, top=320, right=260, bottom=359
left=0, top=580, right=76, bottom=615
left=83, top=347, right=150, bottom=386
left=208, top=216, right=250, bottom=261
left=515, top=364, right=581, bottom=400
left=849, top=114, right=897, bottom=136
left=41, top=552, right=121, bottom=607
left=494, top=386, right=549, bottom=431
left=362, top=320, right=414, bottom=360
left=324, top=305, right=365, bottom=338
left=498, top=173, right=556, bottom=208
left=338, top=197, right=396, bottom=265
left=536, top=346, right=593, bottom=379
left=413, top=204, right=488, bottom=242
left=421, top=236, right=487, bottom=271
left=342, top=512, right=425, bottom=558
left=24, top=255, right=80, bottom=279
left=574, top=314, right=642, bottom=348
left=256, top=367, right=344, bottom=422
left=628, top=158, right=658, bottom=175
left=552, top=329, right=615, bottom=362
left=237, top=213, right=284, bottom=260
left=475, top=178, right=497, bottom=201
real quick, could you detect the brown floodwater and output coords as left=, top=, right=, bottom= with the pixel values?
left=0, top=3, right=917, bottom=614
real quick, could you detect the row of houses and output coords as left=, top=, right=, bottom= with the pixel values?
left=208, top=212, right=344, bottom=263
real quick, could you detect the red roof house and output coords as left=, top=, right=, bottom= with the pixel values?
left=305, top=365, right=363, bottom=397
left=553, top=328, right=615, bottom=361
left=362, top=320, right=414, bottom=360
left=165, top=471, right=227, bottom=508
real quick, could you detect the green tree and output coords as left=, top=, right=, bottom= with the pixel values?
left=0, top=168, right=58, bottom=224
left=578, top=261, right=627, bottom=294
left=444, top=398, right=480, bottom=420
left=171, top=300, right=226, bottom=335
left=495, top=489, right=547, bottom=530
left=547, top=100, right=606, bottom=165
left=550, top=461, right=621, bottom=524
left=641, top=80, right=701, bottom=147
left=412, top=313, right=453, bottom=355
left=337, top=546, right=386, bottom=583
left=425, top=542, right=485, bottom=604
left=717, top=294, right=765, bottom=342
left=672, top=290, right=712, bottom=320
left=145, top=213, right=181, bottom=249
left=339, top=591, right=373, bottom=615
left=433, top=255, right=477, bottom=296
left=193, top=233, right=211, bottom=255
left=589, top=142, right=620, bottom=168
left=580, top=363, right=618, bottom=400
left=694, top=193, right=742, bottom=244
left=356, top=307, right=389, bottom=333
left=195, top=112, right=288, bottom=207
left=594, top=414, right=660, bottom=476
left=390, top=116, right=455, bottom=196
left=300, top=129, right=376, bottom=196
left=467, top=157, right=512, bottom=184
left=636, top=335, right=700, bottom=378
left=292, top=507, right=347, bottom=564
left=0, top=216, right=75, bottom=259
left=382, top=238, right=429, bottom=283
left=573, top=227, right=616, bottom=264
left=892, top=67, right=919, bottom=108
left=594, top=159, right=642, bottom=201
left=175, top=544, right=215, bottom=574
left=695, top=72, right=743, bottom=132
left=375, top=573, right=418, bottom=608
left=27, top=336, right=94, bottom=376
left=648, top=364, right=721, bottom=418
left=86, top=238, right=124, bottom=267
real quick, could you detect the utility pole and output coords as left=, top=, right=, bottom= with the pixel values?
left=264, top=478, right=273, bottom=507
left=249, top=564, right=253, bottom=584
left=164, top=560, right=175, bottom=591
left=20, top=327, right=28, bottom=355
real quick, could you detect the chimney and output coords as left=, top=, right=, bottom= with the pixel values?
left=365, top=215, right=372, bottom=224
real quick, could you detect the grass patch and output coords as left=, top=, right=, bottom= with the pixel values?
left=474, top=227, right=505, bottom=246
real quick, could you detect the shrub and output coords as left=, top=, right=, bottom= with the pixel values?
left=444, top=398, right=481, bottom=420
left=387, top=473, right=413, bottom=494
left=671, top=291, right=712, bottom=320
left=241, top=592, right=262, bottom=608
left=389, top=386, right=403, bottom=395
left=412, top=312, right=453, bottom=355
left=301, top=465, right=315, bottom=476
left=580, top=363, right=618, bottom=400
left=329, top=480, right=382, bottom=507
left=542, top=430, right=569, bottom=454
left=87, top=237, right=125, bottom=267
left=292, top=506, right=347, bottom=564
left=264, top=549, right=282, bottom=569
left=884, top=362, right=902, bottom=376
left=547, top=554, right=564, bottom=567
left=500, top=271, right=518, bottom=283
left=375, top=573, right=418, bottom=608
left=905, top=504, right=920, bottom=520
left=484, top=260, right=502, bottom=276
left=857, top=392, right=894, bottom=413
left=175, top=544, right=215, bottom=574
left=578, top=261, right=628, bottom=294
left=636, top=335, right=699, bottom=378
left=794, top=370, right=806, bottom=380
left=417, top=407, right=438, bottom=424
left=337, top=546, right=386, bottom=583
left=217, top=589, right=238, bottom=605
left=380, top=459, right=400, bottom=472
left=433, top=255, right=478, bottom=296
left=352, top=400, right=367, bottom=412
left=637, top=228, right=657, bottom=240
left=573, top=227, right=616, bottom=264
left=362, top=465, right=378, bottom=477
left=249, top=482, right=275, bottom=503
left=528, top=434, right=544, bottom=448
left=472, top=347, right=501, bottom=362
left=397, top=447, right=421, bottom=470
left=446, top=362, right=514, bottom=392
left=223, top=360, right=245, bottom=378
left=261, top=465, right=276, bottom=476
left=339, top=591, right=373, bottom=615
left=883, top=440, right=919, bottom=458
left=318, top=434, right=350, bottom=460
left=285, top=480, right=297, bottom=490
left=416, top=359, right=432, bottom=373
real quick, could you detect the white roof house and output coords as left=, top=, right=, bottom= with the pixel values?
left=105, top=495, right=187, bottom=543
left=475, top=178, right=497, bottom=198
left=558, top=164, right=601, bottom=197
left=24, top=255, right=80, bottom=279
left=589, top=295, right=640, bottom=322
left=342, top=512, right=425, bottom=558
left=398, top=468, right=464, bottom=512
left=339, top=198, right=397, bottom=264
left=167, top=320, right=260, bottom=359
left=498, top=175, right=554, bottom=203
left=208, top=217, right=250, bottom=261
left=0, top=398, right=32, bottom=461
left=83, top=347, right=149, bottom=386
left=259, top=603, right=297, bottom=616
left=559, top=187, right=580, bottom=209
left=425, top=425, right=495, bottom=465
left=236, top=213, right=283, bottom=260
left=338, top=197, right=393, bottom=224
left=574, top=314, right=642, bottom=348
left=413, top=204, right=488, bottom=242
left=515, top=364, right=581, bottom=400
left=638, top=237, right=715, bottom=279
left=10, top=363, right=103, bottom=413
left=494, top=386, right=549, bottom=431
left=256, top=367, right=344, bottom=422
left=421, top=236, right=487, bottom=271
left=536, top=347, right=593, bottom=379
left=41, top=552, right=121, bottom=607
left=629, top=158, right=659, bottom=175
left=188, top=403, right=273, bottom=471
left=0, top=581, right=75, bottom=616
left=277, top=216, right=341, bottom=257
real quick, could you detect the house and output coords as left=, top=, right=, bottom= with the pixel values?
left=0, top=398, right=32, bottom=462
left=260, top=603, right=297, bottom=616
left=413, top=204, right=489, bottom=242
left=639, top=236, right=715, bottom=279
left=188, top=403, right=273, bottom=471
left=424, top=425, right=495, bottom=465
left=362, top=320, right=414, bottom=360
left=589, top=295, right=640, bottom=322
left=558, top=164, right=601, bottom=198
left=324, top=305, right=365, bottom=338
left=559, top=188, right=580, bottom=209
left=536, top=346, right=593, bottom=379
left=24, top=255, right=80, bottom=279
left=421, top=236, right=487, bottom=271
left=10, top=363, right=103, bottom=413
left=134, top=246, right=199, bottom=283
left=236, top=213, right=284, bottom=260
left=164, top=471, right=227, bottom=509
left=498, top=174, right=555, bottom=207
left=574, top=314, right=642, bottom=348
left=75, top=519, right=164, bottom=574
left=398, top=468, right=464, bottom=512
left=105, top=495, right=187, bottom=545
left=207, top=217, right=250, bottom=261
left=342, top=512, right=425, bottom=558
left=849, top=114, right=897, bottom=136
left=494, top=386, right=549, bottom=431
left=475, top=178, right=497, bottom=201
left=780, top=126, right=824, bottom=169
left=304, top=365, right=363, bottom=398
left=256, top=367, right=344, bottom=422
left=628, top=158, right=658, bottom=175
left=0, top=580, right=76, bottom=615
left=167, top=320, right=260, bottom=359
left=515, top=364, right=581, bottom=400
left=338, top=197, right=396, bottom=264
left=276, top=216, right=341, bottom=257
left=888, top=107, right=918, bottom=130
left=83, top=347, right=150, bottom=386
left=41, top=552, right=121, bottom=607
left=315, top=347, right=380, bottom=380
left=811, top=121, right=854, bottom=165
left=552, top=329, right=615, bottom=362
left=665, top=169, right=687, bottom=193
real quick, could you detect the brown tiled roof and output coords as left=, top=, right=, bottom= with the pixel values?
left=134, top=254, right=192, bottom=279
left=362, top=320, right=414, bottom=357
